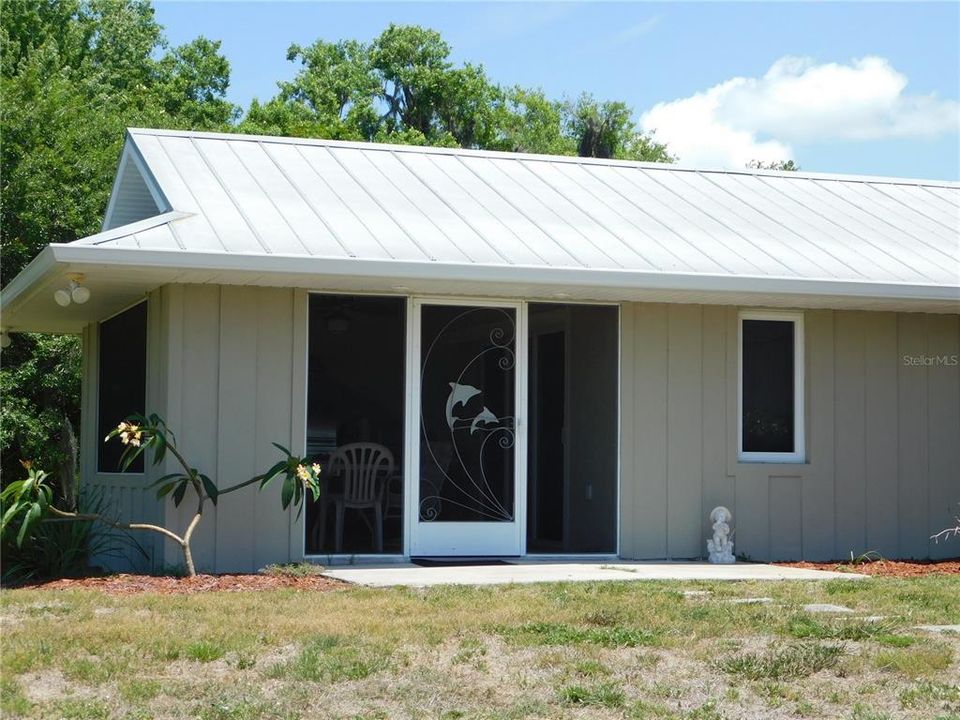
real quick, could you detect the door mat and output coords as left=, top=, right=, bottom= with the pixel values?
left=410, top=558, right=513, bottom=567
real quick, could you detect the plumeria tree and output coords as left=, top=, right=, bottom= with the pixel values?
left=931, top=504, right=960, bottom=545
left=1, top=413, right=320, bottom=577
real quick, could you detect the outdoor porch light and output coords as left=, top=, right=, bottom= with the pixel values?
left=53, top=273, right=91, bottom=306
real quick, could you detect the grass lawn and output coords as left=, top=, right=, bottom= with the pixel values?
left=1, top=575, right=958, bottom=719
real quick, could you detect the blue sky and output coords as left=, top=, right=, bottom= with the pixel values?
left=155, top=2, right=960, bottom=180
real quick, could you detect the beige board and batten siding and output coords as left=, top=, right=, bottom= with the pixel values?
left=618, top=303, right=960, bottom=562
left=85, top=288, right=959, bottom=570
left=154, top=284, right=308, bottom=572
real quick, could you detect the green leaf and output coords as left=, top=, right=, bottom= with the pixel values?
left=149, top=472, right=184, bottom=488
left=155, top=482, right=179, bottom=500
left=172, top=480, right=188, bottom=507
left=1, top=502, right=24, bottom=535
left=258, top=461, right=287, bottom=489
left=152, top=432, right=167, bottom=465
left=36, top=487, right=49, bottom=512
left=0, top=479, right=25, bottom=502
left=17, top=503, right=42, bottom=547
left=119, top=444, right=146, bottom=472
left=271, top=442, right=292, bottom=457
left=200, top=474, right=218, bottom=505
left=292, top=481, right=304, bottom=519
left=281, top=474, right=294, bottom=510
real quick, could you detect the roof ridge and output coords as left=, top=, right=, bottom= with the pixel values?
left=125, top=128, right=960, bottom=189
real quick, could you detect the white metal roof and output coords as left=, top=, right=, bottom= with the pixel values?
left=101, top=128, right=959, bottom=287
left=2, top=127, right=958, bottom=333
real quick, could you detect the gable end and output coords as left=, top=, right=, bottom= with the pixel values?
left=102, top=143, right=169, bottom=230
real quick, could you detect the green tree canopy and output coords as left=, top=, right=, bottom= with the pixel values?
left=746, top=159, right=800, bottom=171
left=239, top=23, right=674, bottom=160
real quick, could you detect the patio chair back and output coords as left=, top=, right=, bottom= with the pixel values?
left=328, top=443, right=394, bottom=507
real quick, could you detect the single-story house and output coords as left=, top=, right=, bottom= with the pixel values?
left=2, top=128, right=958, bottom=572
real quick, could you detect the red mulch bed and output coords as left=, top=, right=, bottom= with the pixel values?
left=777, top=558, right=960, bottom=577
left=12, top=572, right=349, bottom=596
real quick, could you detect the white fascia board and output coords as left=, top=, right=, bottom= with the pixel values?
left=0, top=246, right=61, bottom=319
left=46, top=244, right=960, bottom=305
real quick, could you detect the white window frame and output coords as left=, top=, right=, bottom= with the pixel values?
left=738, top=310, right=805, bottom=464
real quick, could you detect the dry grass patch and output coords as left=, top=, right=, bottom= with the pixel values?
left=716, top=641, right=843, bottom=680
left=873, top=643, right=954, bottom=678
left=267, top=634, right=393, bottom=682
left=898, top=679, right=960, bottom=711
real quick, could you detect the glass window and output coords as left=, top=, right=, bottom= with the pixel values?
left=739, top=314, right=804, bottom=462
left=305, top=295, right=406, bottom=554
left=97, top=302, right=147, bottom=473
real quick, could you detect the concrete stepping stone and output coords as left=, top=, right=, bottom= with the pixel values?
left=682, top=590, right=712, bottom=598
left=803, top=603, right=854, bottom=614
left=730, top=597, right=773, bottom=605
left=914, top=624, right=960, bottom=634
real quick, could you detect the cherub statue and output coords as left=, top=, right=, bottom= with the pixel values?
left=707, top=506, right=735, bottom=564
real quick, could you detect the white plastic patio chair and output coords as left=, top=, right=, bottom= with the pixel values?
left=322, top=442, right=394, bottom=553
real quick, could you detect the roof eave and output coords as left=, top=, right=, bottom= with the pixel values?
left=0, top=246, right=61, bottom=321
left=4, top=244, right=957, bottom=335
left=46, top=244, right=960, bottom=305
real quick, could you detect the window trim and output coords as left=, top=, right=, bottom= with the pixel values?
left=737, top=310, right=805, bottom=464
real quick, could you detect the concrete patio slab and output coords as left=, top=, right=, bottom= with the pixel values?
left=322, top=560, right=866, bottom=587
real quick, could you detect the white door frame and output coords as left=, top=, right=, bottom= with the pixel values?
left=404, top=296, right=528, bottom=556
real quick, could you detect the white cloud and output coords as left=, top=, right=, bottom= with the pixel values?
left=640, top=56, right=960, bottom=168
